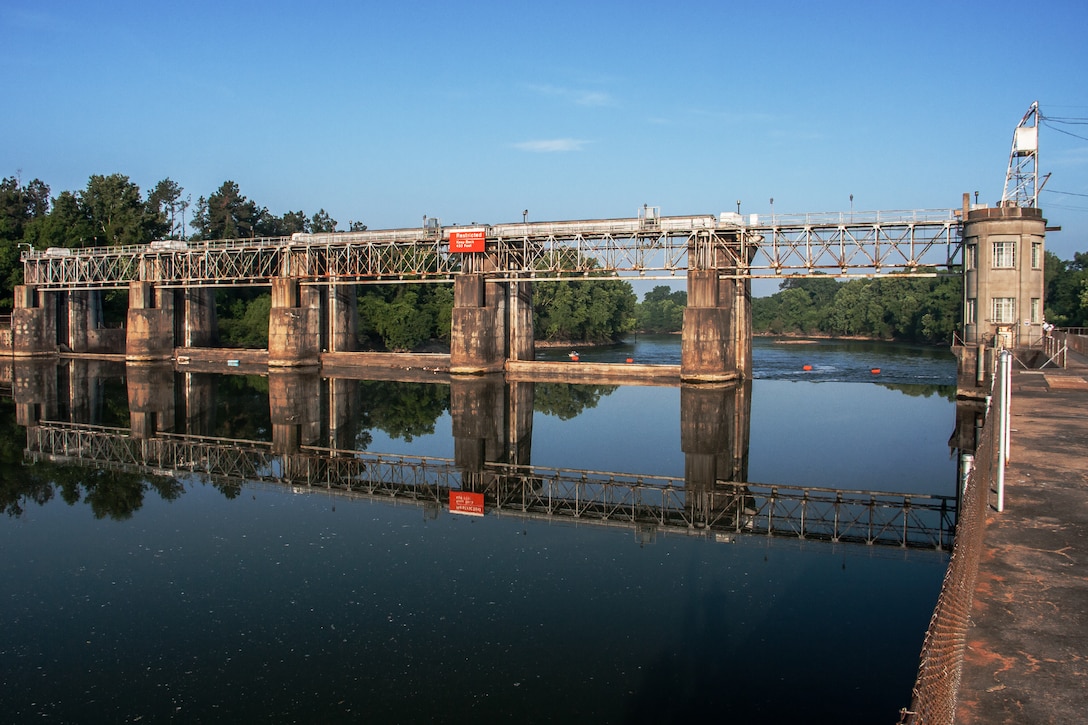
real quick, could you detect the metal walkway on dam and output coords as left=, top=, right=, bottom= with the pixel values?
left=19, top=208, right=964, bottom=288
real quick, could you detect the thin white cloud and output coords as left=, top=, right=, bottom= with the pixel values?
left=513, top=139, right=589, bottom=153
left=524, top=83, right=615, bottom=107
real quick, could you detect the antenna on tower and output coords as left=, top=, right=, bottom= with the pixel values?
left=1001, top=101, right=1040, bottom=208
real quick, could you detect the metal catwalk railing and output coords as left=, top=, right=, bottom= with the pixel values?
left=20, top=210, right=963, bottom=289
left=24, top=421, right=955, bottom=549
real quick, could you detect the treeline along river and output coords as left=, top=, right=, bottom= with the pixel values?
left=0, top=337, right=959, bottom=723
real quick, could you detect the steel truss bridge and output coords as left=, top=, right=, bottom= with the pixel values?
left=26, top=420, right=956, bottom=550
left=20, top=209, right=963, bottom=289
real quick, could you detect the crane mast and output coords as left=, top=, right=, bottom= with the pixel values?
left=1001, top=101, right=1040, bottom=208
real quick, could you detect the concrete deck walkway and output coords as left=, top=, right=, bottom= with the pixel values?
left=956, top=351, right=1088, bottom=723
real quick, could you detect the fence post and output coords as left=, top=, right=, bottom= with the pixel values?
left=995, top=350, right=1011, bottom=512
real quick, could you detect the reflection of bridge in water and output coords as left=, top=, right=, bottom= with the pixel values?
left=11, top=358, right=955, bottom=549
left=26, top=423, right=956, bottom=549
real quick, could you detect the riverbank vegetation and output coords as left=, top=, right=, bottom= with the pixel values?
left=751, top=275, right=963, bottom=344
left=1044, top=251, right=1088, bottom=326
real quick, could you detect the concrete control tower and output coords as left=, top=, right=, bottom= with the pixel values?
left=961, top=204, right=1046, bottom=349
left=956, top=102, right=1049, bottom=392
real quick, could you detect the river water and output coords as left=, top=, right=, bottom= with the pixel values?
left=0, top=337, right=959, bottom=723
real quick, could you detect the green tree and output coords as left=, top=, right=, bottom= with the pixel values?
left=146, top=178, right=187, bottom=240
left=0, top=176, right=52, bottom=308
left=218, top=293, right=272, bottom=347
left=23, top=191, right=93, bottom=250
left=1044, top=250, right=1088, bottom=326
left=534, top=278, right=636, bottom=343
left=754, top=273, right=961, bottom=343
left=79, top=173, right=160, bottom=246
left=635, top=285, right=686, bottom=333
left=191, top=181, right=259, bottom=240
left=359, top=289, right=434, bottom=351
left=310, top=209, right=338, bottom=233
left=254, top=208, right=308, bottom=237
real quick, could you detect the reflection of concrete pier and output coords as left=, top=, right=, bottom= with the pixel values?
left=450, top=375, right=534, bottom=496
left=451, top=375, right=533, bottom=469
left=180, top=372, right=216, bottom=436
left=13, top=358, right=60, bottom=425
left=269, top=370, right=321, bottom=453
left=128, top=363, right=176, bottom=438
left=681, top=382, right=752, bottom=527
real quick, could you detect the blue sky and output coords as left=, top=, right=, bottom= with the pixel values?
left=3, top=0, right=1088, bottom=265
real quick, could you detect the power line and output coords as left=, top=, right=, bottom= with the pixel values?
left=1044, top=189, right=1088, bottom=198
left=1041, top=120, right=1088, bottom=142
left=1041, top=201, right=1088, bottom=213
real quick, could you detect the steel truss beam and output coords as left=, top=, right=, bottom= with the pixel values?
left=20, top=211, right=962, bottom=290
left=745, top=211, right=962, bottom=278
left=26, top=422, right=954, bottom=549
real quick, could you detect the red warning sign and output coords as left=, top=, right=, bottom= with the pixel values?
left=449, top=491, right=485, bottom=516
left=449, top=228, right=486, bottom=253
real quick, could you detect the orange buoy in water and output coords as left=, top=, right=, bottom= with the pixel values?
left=802, top=364, right=813, bottom=371
left=626, top=357, right=633, bottom=363
left=870, top=368, right=881, bottom=375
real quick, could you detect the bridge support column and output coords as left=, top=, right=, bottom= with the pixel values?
left=268, top=278, right=321, bottom=367
left=507, top=281, right=534, bottom=362
left=681, top=270, right=744, bottom=383
left=182, top=288, right=219, bottom=348
left=326, top=281, right=357, bottom=353
left=127, top=282, right=175, bottom=361
left=12, top=285, right=57, bottom=357
left=450, top=274, right=504, bottom=374
left=66, top=290, right=102, bottom=353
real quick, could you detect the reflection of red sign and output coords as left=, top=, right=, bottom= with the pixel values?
left=449, top=229, right=486, bottom=253
left=449, top=491, right=485, bottom=516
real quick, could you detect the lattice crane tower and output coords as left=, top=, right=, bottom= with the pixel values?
left=1001, top=101, right=1040, bottom=208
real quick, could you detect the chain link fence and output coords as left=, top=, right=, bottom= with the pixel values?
left=899, top=400, right=998, bottom=724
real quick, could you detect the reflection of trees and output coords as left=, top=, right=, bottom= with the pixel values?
left=214, top=375, right=272, bottom=439
left=878, top=383, right=957, bottom=402
left=533, top=383, right=618, bottom=420
left=352, top=381, right=450, bottom=446
left=100, top=376, right=133, bottom=427
left=5, top=460, right=183, bottom=520
left=3, top=398, right=190, bottom=520
left=212, top=479, right=242, bottom=500
left=0, top=400, right=53, bottom=516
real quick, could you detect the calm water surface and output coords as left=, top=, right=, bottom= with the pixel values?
left=0, top=338, right=958, bottom=723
